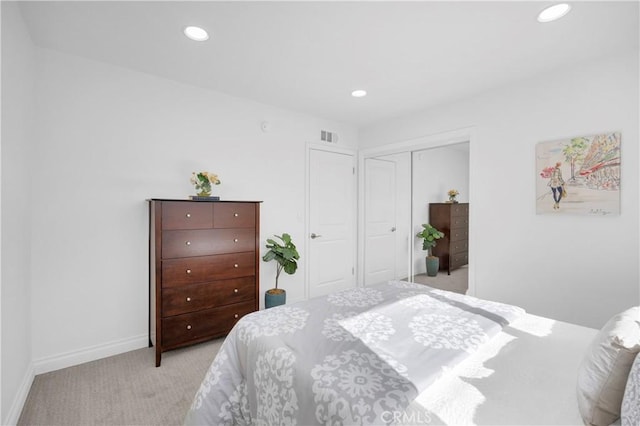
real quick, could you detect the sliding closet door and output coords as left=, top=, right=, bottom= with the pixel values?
left=363, top=158, right=397, bottom=285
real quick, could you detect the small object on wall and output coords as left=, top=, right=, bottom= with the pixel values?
left=190, top=171, right=221, bottom=198
left=536, top=132, right=621, bottom=215
left=320, top=129, right=338, bottom=143
left=447, top=189, right=459, bottom=203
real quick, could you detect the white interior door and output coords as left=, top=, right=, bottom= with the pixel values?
left=364, top=158, right=397, bottom=285
left=308, top=148, right=356, bottom=298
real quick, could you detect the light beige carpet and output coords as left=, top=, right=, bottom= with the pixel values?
left=18, top=338, right=223, bottom=426
left=410, top=264, right=468, bottom=294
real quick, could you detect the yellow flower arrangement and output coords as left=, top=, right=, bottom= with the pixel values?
left=447, top=189, right=459, bottom=202
left=190, top=171, right=221, bottom=197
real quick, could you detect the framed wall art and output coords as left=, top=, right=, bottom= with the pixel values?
left=536, top=132, right=621, bottom=215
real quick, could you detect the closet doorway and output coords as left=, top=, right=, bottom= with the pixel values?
left=410, top=143, right=469, bottom=294
left=359, top=129, right=472, bottom=295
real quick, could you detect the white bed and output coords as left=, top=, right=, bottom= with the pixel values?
left=184, top=281, right=636, bottom=425
left=403, top=312, right=596, bottom=425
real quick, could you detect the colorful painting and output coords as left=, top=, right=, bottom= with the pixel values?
left=536, top=132, right=621, bottom=215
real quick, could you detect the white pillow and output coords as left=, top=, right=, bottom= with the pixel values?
left=621, top=353, right=640, bottom=426
left=576, top=306, right=640, bottom=426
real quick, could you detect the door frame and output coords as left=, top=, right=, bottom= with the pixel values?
left=305, top=143, right=358, bottom=300
left=358, top=126, right=477, bottom=295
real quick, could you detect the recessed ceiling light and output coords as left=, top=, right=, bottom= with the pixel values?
left=537, top=3, right=571, bottom=23
left=184, top=26, right=209, bottom=41
left=351, top=90, right=367, bottom=98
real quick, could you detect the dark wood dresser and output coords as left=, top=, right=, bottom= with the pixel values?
left=429, top=203, right=469, bottom=275
left=149, top=199, right=261, bottom=366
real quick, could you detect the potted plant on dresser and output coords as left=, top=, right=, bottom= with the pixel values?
left=262, top=233, right=300, bottom=308
left=416, top=223, right=445, bottom=277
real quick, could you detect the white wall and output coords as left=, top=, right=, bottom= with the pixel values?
left=360, top=50, right=639, bottom=329
left=1, top=2, right=36, bottom=423
left=29, top=48, right=357, bottom=369
left=412, top=144, right=470, bottom=274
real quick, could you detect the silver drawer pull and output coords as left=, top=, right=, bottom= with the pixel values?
left=186, top=269, right=192, bottom=274
left=186, top=297, right=191, bottom=302
left=234, top=288, right=239, bottom=293
left=186, top=325, right=192, bottom=330
left=234, top=314, right=239, bottom=319
left=186, top=213, right=191, bottom=218
left=234, top=264, right=239, bottom=268
left=234, top=213, right=239, bottom=217
left=185, top=241, right=191, bottom=246
left=234, top=238, right=239, bottom=243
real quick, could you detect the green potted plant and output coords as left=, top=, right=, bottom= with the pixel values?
left=262, top=233, right=300, bottom=308
left=416, top=224, right=445, bottom=277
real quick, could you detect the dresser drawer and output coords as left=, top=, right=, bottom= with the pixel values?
left=161, top=300, right=255, bottom=348
left=162, top=202, right=213, bottom=230
left=450, top=251, right=468, bottom=268
left=450, top=215, right=469, bottom=229
left=451, top=203, right=469, bottom=217
left=162, top=277, right=255, bottom=317
left=162, top=252, right=255, bottom=287
left=213, top=203, right=256, bottom=228
left=450, top=239, right=469, bottom=254
left=162, top=228, right=255, bottom=259
left=449, top=227, right=469, bottom=242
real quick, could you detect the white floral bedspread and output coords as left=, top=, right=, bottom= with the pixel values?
left=184, top=281, right=525, bottom=425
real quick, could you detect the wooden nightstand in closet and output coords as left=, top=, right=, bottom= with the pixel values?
left=429, top=203, right=469, bottom=275
left=148, top=199, right=261, bottom=367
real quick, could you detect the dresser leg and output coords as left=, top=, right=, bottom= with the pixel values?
left=156, top=351, right=161, bottom=367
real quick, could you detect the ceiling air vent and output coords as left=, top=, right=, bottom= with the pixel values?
left=320, top=130, right=338, bottom=143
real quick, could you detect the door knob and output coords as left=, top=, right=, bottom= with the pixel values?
left=310, top=233, right=322, bottom=239
left=391, top=227, right=396, bottom=232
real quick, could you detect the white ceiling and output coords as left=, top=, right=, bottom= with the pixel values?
left=17, top=1, right=640, bottom=127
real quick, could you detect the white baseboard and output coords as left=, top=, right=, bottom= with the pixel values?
left=3, top=335, right=148, bottom=424
left=4, top=363, right=35, bottom=426
left=33, top=334, right=148, bottom=375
